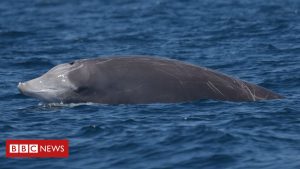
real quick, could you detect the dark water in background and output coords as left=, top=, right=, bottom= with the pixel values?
left=0, top=0, right=300, bottom=168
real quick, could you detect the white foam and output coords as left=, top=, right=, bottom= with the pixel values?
left=38, top=102, right=97, bottom=108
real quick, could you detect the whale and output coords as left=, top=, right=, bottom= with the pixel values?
left=18, top=56, right=283, bottom=104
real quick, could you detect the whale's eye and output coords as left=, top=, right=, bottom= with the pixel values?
left=69, top=61, right=75, bottom=65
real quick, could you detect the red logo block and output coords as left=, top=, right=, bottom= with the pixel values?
left=6, top=140, right=69, bottom=158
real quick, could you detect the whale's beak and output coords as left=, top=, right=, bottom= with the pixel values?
left=18, top=81, right=40, bottom=97
left=17, top=79, right=62, bottom=103
left=18, top=82, right=26, bottom=94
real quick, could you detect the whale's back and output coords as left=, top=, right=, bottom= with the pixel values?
left=67, top=56, right=283, bottom=104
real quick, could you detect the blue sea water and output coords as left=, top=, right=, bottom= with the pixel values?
left=0, top=0, right=300, bottom=168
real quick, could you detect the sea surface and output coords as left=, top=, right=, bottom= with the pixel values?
left=0, top=0, right=300, bottom=168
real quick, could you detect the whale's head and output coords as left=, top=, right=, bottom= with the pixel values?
left=18, top=60, right=91, bottom=103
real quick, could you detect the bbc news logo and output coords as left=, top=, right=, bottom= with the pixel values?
left=6, top=140, right=69, bottom=158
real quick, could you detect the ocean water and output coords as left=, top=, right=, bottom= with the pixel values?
left=0, top=0, right=300, bottom=168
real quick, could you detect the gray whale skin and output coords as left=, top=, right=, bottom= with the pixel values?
left=18, top=56, right=283, bottom=104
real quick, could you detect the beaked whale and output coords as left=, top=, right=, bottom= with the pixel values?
left=18, top=56, right=284, bottom=104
